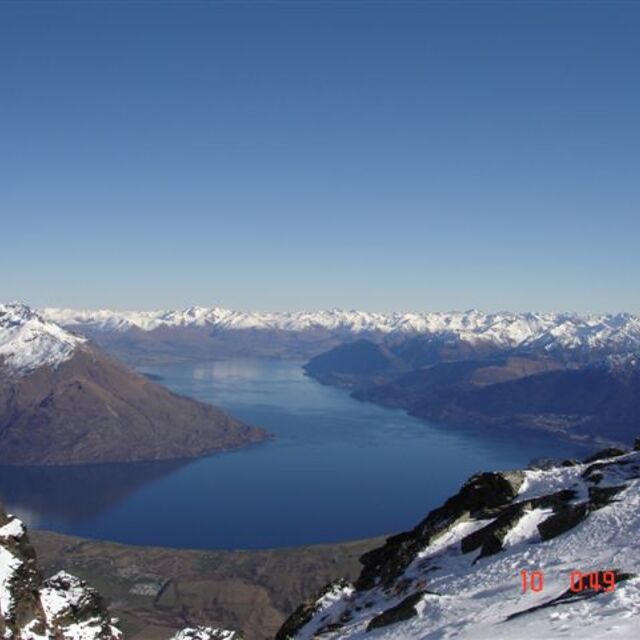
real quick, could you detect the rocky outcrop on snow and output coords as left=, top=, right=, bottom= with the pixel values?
left=170, top=627, right=243, bottom=640
left=0, top=506, right=121, bottom=639
left=277, top=445, right=640, bottom=639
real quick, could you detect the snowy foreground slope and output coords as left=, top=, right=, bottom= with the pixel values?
left=42, top=306, right=640, bottom=353
left=277, top=447, right=640, bottom=639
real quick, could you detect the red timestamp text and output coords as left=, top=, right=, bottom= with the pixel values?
left=520, top=569, right=617, bottom=593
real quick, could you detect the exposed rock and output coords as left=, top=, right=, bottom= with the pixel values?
left=355, top=471, right=524, bottom=590
left=366, top=591, right=426, bottom=631
left=274, top=580, right=350, bottom=640
left=583, top=448, right=628, bottom=464
left=588, top=484, right=628, bottom=509
left=459, top=489, right=577, bottom=559
left=461, top=502, right=530, bottom=559
left=537, top=503, right=589, bottom=541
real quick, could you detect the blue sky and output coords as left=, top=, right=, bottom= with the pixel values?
left=2, top=1, right=639, bottom=312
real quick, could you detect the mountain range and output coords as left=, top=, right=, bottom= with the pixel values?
left=34, top=304, right=640, bottom=448
left=40, top=307, right=640, bottom=364
left=0, top=304, right=268, bottom=465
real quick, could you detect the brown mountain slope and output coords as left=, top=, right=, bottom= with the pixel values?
left=0, top=345, right=269, bottom=465
left=30, top=528, right=382, bottom=640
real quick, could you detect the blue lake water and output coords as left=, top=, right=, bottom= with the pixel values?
left=0, top=358, right=593, bottom=549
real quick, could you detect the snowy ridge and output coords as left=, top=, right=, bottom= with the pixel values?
left=0, top=304, right=85, bottom=375
left=41, top=307, right=640, bottom=354
left=279, top=448, right=640, bottom=639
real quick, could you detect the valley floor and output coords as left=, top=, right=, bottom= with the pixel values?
left=29, top=530, right=382, bottom=640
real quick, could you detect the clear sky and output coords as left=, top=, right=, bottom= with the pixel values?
left=2, top=1, right=639, bottom=313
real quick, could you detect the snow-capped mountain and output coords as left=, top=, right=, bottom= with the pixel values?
left=0, top=304, right=86, bottom=375
left=41, top=307, right=640, bottom=355
left=0, top=304, right=268, bottom=465
left=276, top=446, right=640, bottom=639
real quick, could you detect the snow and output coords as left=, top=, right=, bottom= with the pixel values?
left=289, top=451, right=640, bottom=640
left=39, top=572, right=122, bottom=640
left=170, top=627, right=242, bottom=640
left=502, top=507, right=553, bottom=547
left=0, top=546, right=22, bottom=617
left=39, top=577, right=75, bottom=619
left=41, top=306, right=640, bottom=354
left=0, top=304, right=85, bottom=375
left=0, top=515, right=25, bottom=619
left=39, top=572, right=95, bottom=619
left=0, top=519, right=24, bottom=540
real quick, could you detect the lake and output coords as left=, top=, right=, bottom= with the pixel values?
left=0, top=358, right=593, bottom=549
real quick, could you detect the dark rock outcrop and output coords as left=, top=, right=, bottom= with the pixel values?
left=355, top=471, right=524, bottom=590
left=537, top=504, right=589, bottom=541
left=366, top=591, right=426, bottom=631
left=274, top=580, right=350, bottom=640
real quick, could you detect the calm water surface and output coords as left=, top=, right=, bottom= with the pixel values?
left=0, top=359, right=593, bottom=549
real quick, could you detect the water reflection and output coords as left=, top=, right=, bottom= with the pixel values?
left=0, top=459, right=187, bottom=529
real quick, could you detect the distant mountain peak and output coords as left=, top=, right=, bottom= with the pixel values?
left=0, top=303, right=86, bottom=375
